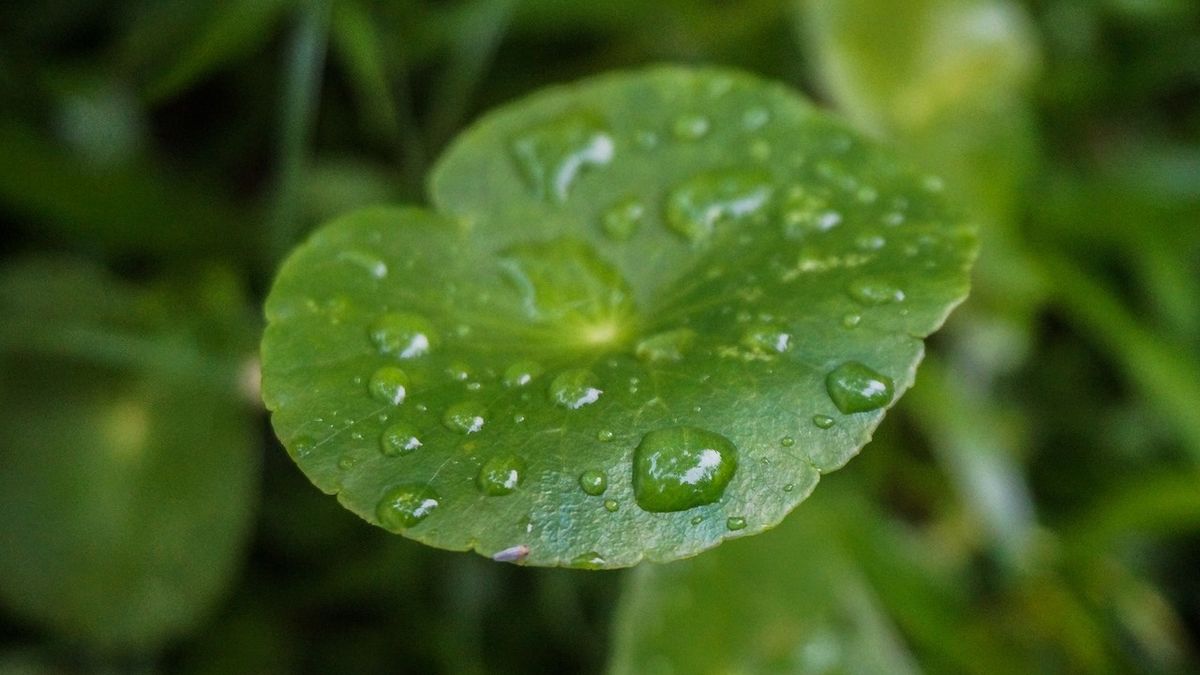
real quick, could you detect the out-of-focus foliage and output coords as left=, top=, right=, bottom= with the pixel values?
left=0, top=0, right=1197, bottom=673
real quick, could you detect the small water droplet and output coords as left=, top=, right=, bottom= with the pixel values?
left=635, top=328, right=697, bottom=363
left=841, top=313, right=862, bottom=329
left=780, top=436, right=795, bottom=447
left=780, top=186, right=834, bottom=239
left=338, top=453, right=360, bottom=470
left=569, top=551, right=606, bottom=569
left=477, top=455, right=525, bottom=496
left=672, top=114, right=710, bottom=141
left=726, top=516, right=747, bottom=531
left=825, top=362, right=894, bottom=414
left=855, top=232, right=886, bottom=250
left=579, top=469, right=608, bottom=496
left=666, top=170, right=773, bottom=243
left=292, top=435, right=315, bottom=459
left=443, top=401, right=487, bottom=434
left=549, top=368, right=603, bottom=409
left=370, top=313, right=437, bottom=358
left=446, top=361, right=474, bottom=382
left=380, top=422, right=422, bottom=457
left=783, top=483, right=796, bottom=492
left=739, top=323, right=792, bottom=354
left=511, top=113, right=613, bottom=202
left=376, top=484, right=440, bottom=531
left=813, top=414, right=836, bottom=429
left=690, top=515, right=704, bottom=525
left=603, top=499, right=619, bottom=512
left=633, top=427, right=738, bottom=513
left=492, top=544, right=530, bottom=563
left=602, top=197, right=645, bottom=241
left=503, top=360, right=544, bottom=388
left=368, top=366, right=409, bottom=406
left=847, top=277, right=905, bottom=305
left=596, top=429, right=614, bottom=442
left=742, top=107, right=770, bottom=130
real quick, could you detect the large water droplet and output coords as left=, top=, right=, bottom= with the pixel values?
left=847, top=277, right=905, bottom=305
left=370, top=313, right=437, bottom=358
left=812, top=414, right=835, bottom=429
left=739, top=323, right=792, bottom=355
left=443, top=401, right=487, bottom=434
left=477, top=455, right=525, bottom=496
left=376, top=484, right=440, bottom=531
left=549, top=369, right=603, bottom=410
left=726, top=516, right=747, bottom=531
left=635, top=328, right=696, bottom=363
left=632, top=427, right=738, bottom=513
left=579, top=469, right=608, bottom=496
left=602, top=197, right=645, bottom=241
left=368, top=366, right=409, bottom=405
left=511, top=113, right=613, bottom=203
left=666, top=170, right=773, bottom=244
left=825, top=362, right=894, bottom=414
left=603, top=499, right=619, bottom=512
left=380, top=422, right=422, bottom=457
left=503, top=360, right=544, bottom=388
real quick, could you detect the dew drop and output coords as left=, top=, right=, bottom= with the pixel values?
left=602, top=197, right=646, bottom=241
left=596, top=429, right=615, bottom=442
left=376, top=484, right=440, bottom=531
left=603, top=499, right=619, bottom=512
left=780, top=436, right=795, bottom=447
left=726, top=516, right=747, bottom=531
left=742, top=107, right=770, bottom=130
left=477, top=455, right=525, bottom=496
left=813, top=414, right=836, bottom=429
left=635, top=328, right=697, bottom=363
left=570, top=551, right=606, bottom=569
left=672, top=114, right=710, bottom=141
left=780, top=186, right=834, bottom=239
left=783, top=483, right=796, bottom=492
left=739, top=323, right=792, bottom=355
left=690, top=515, right=704, bottom=525
left=841, top=313, right=862, bottom=329
left=338, top=453, right=360, bottom=470
left=825, top=362, right=894, bottom=414
left=632, top=427, right=738, bottom=513
left=443, top=401, right=487, bottom=434
left=292, top=435, right=315, bottom=459
left=549, top=368, right=603, bottom=410
left=503, top=360, right=544, bottom=388
left=579, top=469, right=608, bottom=496
left=666, top=170, right=773, bottom=243
left=380, top=422, right=422, bottom=457
left=368, top=366, right=409, bottom=406
left=369, top=313, right=437, bottom=358
left=511, top=113, right=613, bottom=203
left=847, top=277, right=905, bottom=305
left=446, top=361, right=474, bottom=382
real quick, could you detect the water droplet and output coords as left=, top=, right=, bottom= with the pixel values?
left=338, top=250, right=388, bottom=279
left=380, top=422, right=422, bottom=457
left=569, top=551, right=606, bottom=569
left=780, top=186, right=834, bottom=239
left=511, top=113, right=613, bottom=202
left=842, top=313, right=862, bottom=329
left=338, top=453, right=360, bottom=470
left=477, top=455, right=525, bottom=496
left=292, top=435, right=315, bottom=459
left=726, top=516, right=747, bottom=531
left=492, top=544, right=530, bottom=563
left=632, top=427, right=738, bottom=513
left=783, top=483, right=796, bottom=492
left=742, top=107, right=770, bottom=130
left=635, top=328, right=697, bottom=363
left=855, top=232, right=886, bottom=251
left=690, top=515, right=704, bottom=525
left=602, top=197, right=645, bottom=241
left=813, top=414, right=836, bottom=429
left=847, top=277, right=905, bottom=305
left=579, top=469, right=608, bottom=496
left=780, top=436, right=795, bottom=447
left=672, top=114, right=710, bottom=141
left=596, top=429, right=615, bottom=442
left=549, top=368, right=603, bottom=410
left=368, top=366, right=409, bottom=406
left=503, top=360, right=544, bottom=388
left=825, top=362, right=894, bottom=414
left=443, top=401, right=487, bottom=434
left=446, top=361, right=474, bottom=382
left=376, top=484, right=440, bottom=531
left=370, top=313, right=437, bottom=358
left=666, top=170, right=773, bottom=243
left=603, top=499, right=619, bottom=512
left=739, top=323, right=792, bottom=354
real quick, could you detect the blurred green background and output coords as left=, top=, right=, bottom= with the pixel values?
left=1, top=0, right=1198, bottom=672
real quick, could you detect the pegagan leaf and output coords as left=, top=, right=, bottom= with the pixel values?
left=261, top=66, right=975, bottom=567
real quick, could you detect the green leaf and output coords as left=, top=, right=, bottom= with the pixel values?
left=261, top=66, right=976, bottom=567
left=0, top=258, right=259, bottom=652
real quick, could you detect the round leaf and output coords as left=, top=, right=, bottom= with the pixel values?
left=261, top=65, right=976, bottom=567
